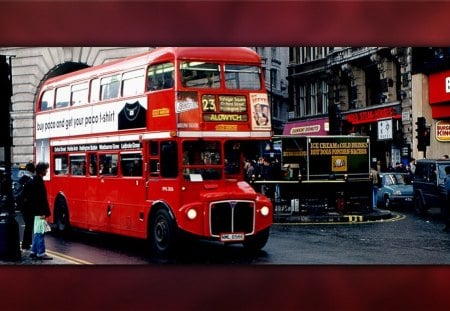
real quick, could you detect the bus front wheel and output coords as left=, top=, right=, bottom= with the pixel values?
left=150, top=209, right=176, bottom=257
left=243, top=227, right=270, bottom=252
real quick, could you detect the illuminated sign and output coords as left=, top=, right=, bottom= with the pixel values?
left=204, top=114, right=247, bottom=122
left=436, top=120, right=450, bottom=142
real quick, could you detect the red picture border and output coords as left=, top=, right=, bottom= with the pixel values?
left=1, top=1, right=450, bottom=310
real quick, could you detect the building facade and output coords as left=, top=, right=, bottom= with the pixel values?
left=286, top=47, right=450, bottom=170
left=2, top=47, right=448, bottom=167
left=253, top=47, right=289, bottom=135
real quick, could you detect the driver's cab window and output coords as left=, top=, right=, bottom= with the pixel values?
left=182, top=140, right=221, bottom=180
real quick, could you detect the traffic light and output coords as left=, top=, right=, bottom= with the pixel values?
left=0, top=55, right=12, bottom=147
left=328, top=103, right=342, bottom=135
left=415, top=116, right=430, bottom=152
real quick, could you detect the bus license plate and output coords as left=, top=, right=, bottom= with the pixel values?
left=220, top=232, right=245, bottom=242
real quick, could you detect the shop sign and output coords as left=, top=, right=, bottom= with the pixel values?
left=429, top=70, right=450, bottom=104
left=429, top=71, right=450, bottom=118
left=436, top=120, right=450, bottom=142
left=345, top=105, right=400, bottom=124
left=282, top=118, right=328, bottom=136
left=377, top=119, right=393, bottom=140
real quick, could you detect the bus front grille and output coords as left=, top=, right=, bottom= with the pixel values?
left=210, top=201, right=254, bottom=236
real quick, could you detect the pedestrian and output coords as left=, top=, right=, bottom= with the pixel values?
left=443, top=166, right=450, bottom=232
left=260, top=157, right=275, bottom=200
left=16, top=162, right=35, bottom=250
left=29, top=162, right=53, bottom=260
left=409, top=158, right=416, bottom=175
left=371, top=164, right=379, bottom=209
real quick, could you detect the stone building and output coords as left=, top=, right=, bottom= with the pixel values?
left=286, top=47, right=450, bottom=170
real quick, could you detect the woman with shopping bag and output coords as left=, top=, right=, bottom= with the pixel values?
left=29, top=162, right=52, bottom=260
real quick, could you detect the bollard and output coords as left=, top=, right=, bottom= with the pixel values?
left=0, top=213, right=21, bottom=261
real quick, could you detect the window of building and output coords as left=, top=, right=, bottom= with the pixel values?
left=122, top=69, right=145, bottom=96
left=309, top=82, right=317, bottom=115
left=319, top=80, right=329, bottom=114
left=299, top=84, right=306, bottom=117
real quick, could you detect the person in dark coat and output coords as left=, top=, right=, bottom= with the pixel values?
left=17, top=162, right=35, bottom=250
left=29, top=162, right=52, bottom=260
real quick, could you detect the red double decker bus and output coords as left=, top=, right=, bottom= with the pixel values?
left=34, top=47, right=273, bottom=256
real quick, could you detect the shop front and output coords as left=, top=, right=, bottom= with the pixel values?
left=342, top=103, right=405, bottom=171
left=422, top=70, right=450, bottom=158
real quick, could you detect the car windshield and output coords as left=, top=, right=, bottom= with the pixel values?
left=384, top=174, right=407, bottom=185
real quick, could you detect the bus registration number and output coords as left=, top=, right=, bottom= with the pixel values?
left=220, top=232, right=245, bottom=242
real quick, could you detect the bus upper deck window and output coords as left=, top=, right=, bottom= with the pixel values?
left=180, top=62, right=220, bottom=88
left=147, top=62, right=174, bottom=92
left=224, top=65, right=261, bottom=90
left=40, top=89, right=54, bottom=111
left=101, top=75, right=121, bottom=100
left=122, top=69, right=145, bottom=97
left=71, top=82, right=89, bottom=106
left=55, top=86, right=70, bottom=108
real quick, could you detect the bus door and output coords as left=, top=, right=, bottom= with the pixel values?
left=95, top=152, right=121, bottom=231
left=146, top=140, right=179, bottom=207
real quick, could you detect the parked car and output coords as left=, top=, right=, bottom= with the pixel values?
left=0, top=163, right=27, bottom=206
left=413, top=159, right=450, bottom=215
left=377, top=172, right=413, bottom=209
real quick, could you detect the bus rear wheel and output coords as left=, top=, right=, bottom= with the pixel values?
left=150, top=209, right=176, bottom=258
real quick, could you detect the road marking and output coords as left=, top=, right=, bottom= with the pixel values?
left=273, top=211, right=405, bottom=225
left=46, top=250, right=93, bottom=265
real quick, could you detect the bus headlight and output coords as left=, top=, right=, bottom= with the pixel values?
left=187, top=208, right=197, bottom=220
left=260, top=206, right=270, bottom=216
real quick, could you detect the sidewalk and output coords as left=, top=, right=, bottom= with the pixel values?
left=0, top=249, right=77, bottom=265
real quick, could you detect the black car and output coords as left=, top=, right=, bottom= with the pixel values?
left=413, top=159, right=450, bottom=215
left=0, top=164, right=27, bottom=207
